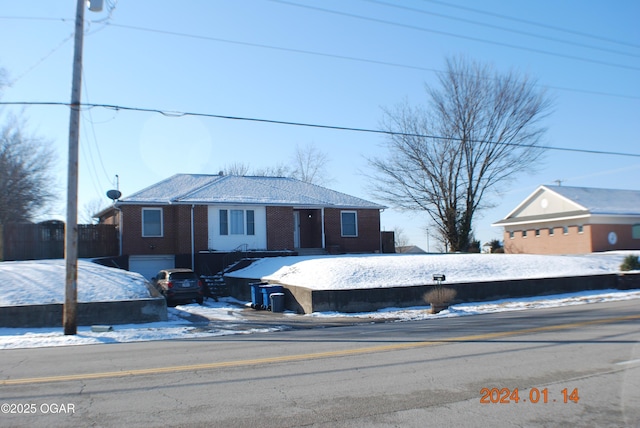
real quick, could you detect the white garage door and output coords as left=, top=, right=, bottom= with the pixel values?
left=129, top=255, right=175, bottom=280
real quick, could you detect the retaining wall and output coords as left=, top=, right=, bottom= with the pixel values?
left=0, top=284, right=168, bottom=328
left=225, top=276, right=263, bottom=302
left=230, top=273, right=640, bottom=314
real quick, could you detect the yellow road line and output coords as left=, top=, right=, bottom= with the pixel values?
left=2, top=314, right=638, bottom=386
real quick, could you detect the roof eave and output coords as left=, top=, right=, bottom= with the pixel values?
left=492, top=212, right=591, bottom=227
left=118, top=200, right=385, bottom=209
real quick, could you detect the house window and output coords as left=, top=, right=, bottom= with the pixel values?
left=563, top=226, right=569, bottom=235
left=230, top=210, right=244, bottom=235
left=341, top=211, right=358, bottom=237
left=633, top=224, right=640, bottom=239
left=578, top=225, right=584, bottom=234
left=220, top=210, right=228, bottom=235
left=509, top=231, right=514, bottom=239
left=220, top=208, right=255, bottom=236
left=142, top=208, right=163, bottom=237
left=549, top=228, right=554, bottom=236
left=247, top=210, right=255, bottom=235
left=535, top=229, right=540, bottom=237
left=522, top=230, right=527, bottom=238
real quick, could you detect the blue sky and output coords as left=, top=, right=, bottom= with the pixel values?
left=1, top=0, right=638, bottom=249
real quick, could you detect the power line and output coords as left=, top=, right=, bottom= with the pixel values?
left=268, top=0, right=640, bottom=72
left=81, top=70, right=112, bottom=197
left=363, top=0, right=640, bottom=59
left=7, top=32, right=74, bottom=87
left=4, top=2, right=639, bottom=51
left=418, top=0, right=640, bottom=50
left=0, top=16, right=72, bottom=23
left=2, top=100, right=639, bottom=159
left=106, top=22, right=639, bottom=101
left=2, top=16, right=638, bottom=99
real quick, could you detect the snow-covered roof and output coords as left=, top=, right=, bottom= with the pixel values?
left=546, top=185, right=640, bottom=215
left=117, top=174, right=385, bottom=209
left=492, top=184, right=640, bottom=227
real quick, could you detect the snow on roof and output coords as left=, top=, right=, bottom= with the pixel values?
left=120, top=174, right=223, bottom=204
left=119, top=174, right=385, bottom=209
left=544, top=185, right=640, bottom=216
left=493, top=184, right=640, bottom=226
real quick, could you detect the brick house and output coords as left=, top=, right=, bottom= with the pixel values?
left=97, top=174, right=386, bottom=278
left=492, top=185, right=640, bottom=254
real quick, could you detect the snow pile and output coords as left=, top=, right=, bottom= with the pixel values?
left=0, top=298, right=276, bottom=349
left=0, top=259, right=152, bottom=306
left=228, top=252, right=633, bottom=290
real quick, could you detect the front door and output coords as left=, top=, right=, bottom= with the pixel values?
left=293, top=209, right=323, bottom=249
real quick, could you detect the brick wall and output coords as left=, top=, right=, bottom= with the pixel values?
left=118, top=204, right=382, bottom=255
left=266, top=206, right=294, bottom=250
left=99, top=210, right=118, bottom=225
left=591, top=223, right=639, bottom=252
left=503, top=225, right=592, bottom=254
left=503, top=222, right=640, bottom=254
left=121, top=205, right=209, bottom=255
left=324, top=208, right=381, bottom=253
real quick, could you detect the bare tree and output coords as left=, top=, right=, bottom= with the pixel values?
left=221, top=162, right=250, bottom=176
left=252, top=162, right=291, bottom=177
left=81, top=198, right=108, bottom=224
left=219, top=143, right=332, bottom=184
left=290, top=143, right=332, bottom=185
left=369, top=56, right=552, bottom=252
left=0, top=116, right=56, bottom=224
left=0, top=68, right=6, bottom=97
left=393, top=227, right=410, bottom=252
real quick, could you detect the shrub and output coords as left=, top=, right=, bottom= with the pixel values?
left=424, top=287, right=457, bottom=314
left=488, top=239, right=504, bottom=253
left=620, top=254, right=640, bottom=271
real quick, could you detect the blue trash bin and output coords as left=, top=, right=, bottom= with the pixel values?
left=259, top=285, right=272, bottom=310
left=250, top=282, right=266, bottom=309
left=260, top=285, right=284, bottom=310
left=270, top=293, right=285, bottom=313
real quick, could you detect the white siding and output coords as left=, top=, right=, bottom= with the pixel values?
left=515, top=188, right=584, bottom=218
left=207, top=205, right=267, bottom=251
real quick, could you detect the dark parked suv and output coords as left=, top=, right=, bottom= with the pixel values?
left=151, top=268, right=204, bottom=306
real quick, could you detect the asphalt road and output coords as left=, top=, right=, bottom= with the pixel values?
left=1, top=300, right=639, bottom=427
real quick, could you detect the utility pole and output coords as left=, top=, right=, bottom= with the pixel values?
left=64, top=0, right=102, bottom=335
left=63, top=0, right=85, bottom=335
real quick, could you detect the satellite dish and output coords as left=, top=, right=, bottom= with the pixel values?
left=106, top=189, right=122, bottom=201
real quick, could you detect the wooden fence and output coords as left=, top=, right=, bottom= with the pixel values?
left=0, top=223, right=119, bottom=261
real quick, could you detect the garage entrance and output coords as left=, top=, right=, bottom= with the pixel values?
left=129, top=255, right=175, bottom=280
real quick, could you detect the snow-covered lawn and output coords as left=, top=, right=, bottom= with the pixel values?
left=229, top=252, right=634, bottom=289
left=1, top=252, right=635, bottom=307
left=0, top=252, right=638, bottom=349
left=0, top=259, right=151, bottom=306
